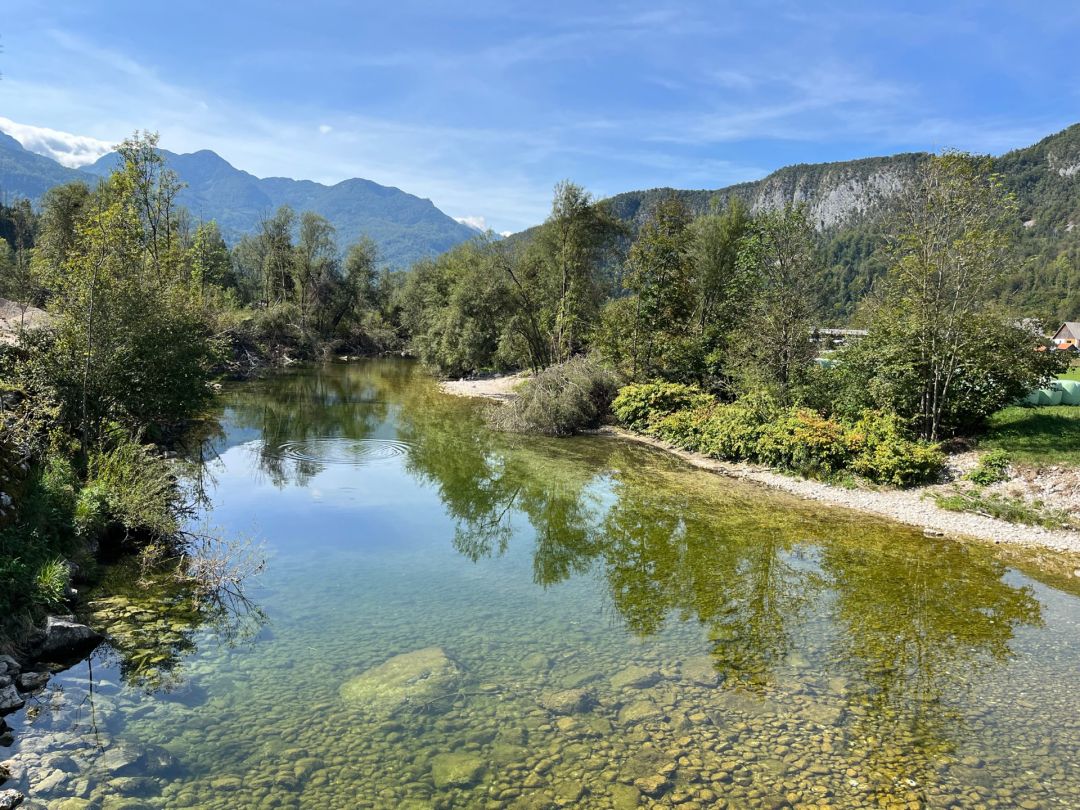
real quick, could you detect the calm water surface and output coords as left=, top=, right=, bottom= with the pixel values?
left=5, top=360, right=1080, bottom=809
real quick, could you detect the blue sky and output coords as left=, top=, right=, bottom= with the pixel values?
left=1, top=0, right=1078, bottom=233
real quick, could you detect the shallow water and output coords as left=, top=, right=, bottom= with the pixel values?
left=5, top=359, right=1080, bottom=809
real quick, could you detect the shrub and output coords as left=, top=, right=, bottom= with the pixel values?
left=757, top=408, right=853, bottom=478
left=967, top=449, right=1011, bottom=486
left=698, top=401, right=773, bottom=461
left=86, top=440, right=179, bottom=537
left=488, top=356, right=620, bottom=436
left=612, top=382, right=714, bottom=432
left=847, top=410, right=945, bottom=487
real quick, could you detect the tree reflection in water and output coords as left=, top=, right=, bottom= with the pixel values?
left=218, top=359, right=1046, bottom=795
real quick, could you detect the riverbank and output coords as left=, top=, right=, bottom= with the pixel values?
left=441, top=372, right=1080, bottom=555
left=438, top=371, right=531, bottom=401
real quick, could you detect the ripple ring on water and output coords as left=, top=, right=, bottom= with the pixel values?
left=272, top=437, right=413, bottom=466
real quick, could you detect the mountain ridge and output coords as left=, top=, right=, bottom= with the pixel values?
left=0, top=134, right=477, bottom=268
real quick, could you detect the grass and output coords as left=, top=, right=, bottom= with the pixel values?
left=934, top=489, right=1074, bottom=530
left=982, top=404, right=1080, bottom=466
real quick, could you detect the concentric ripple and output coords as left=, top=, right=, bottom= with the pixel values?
left=271, top=437, right=413, bottom=466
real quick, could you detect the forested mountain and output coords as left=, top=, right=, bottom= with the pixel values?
left=583, top=124, right=1080, bottom=323
left=0, top=133, right=476, bottom=267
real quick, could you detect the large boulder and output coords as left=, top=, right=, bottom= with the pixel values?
left=538, top=688, right=595, bottom=715
left=340, top=647, right=464, bottom=716
left=33, top=618, right=102, bottom=663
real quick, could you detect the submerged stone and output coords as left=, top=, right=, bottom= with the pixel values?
left=538, top=688, right=595, bottom=715
left=610, top=665, right=661, bottom=690
left=430, top=752, right=485, bottom=788
left=680, top=656, right=721, bottom=687
left=340, top=647, right=464, bottom=715
left=617, top=699, right=662, bottom=724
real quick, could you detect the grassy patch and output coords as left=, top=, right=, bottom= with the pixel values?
left=934, top=489, right=1074, bottom=530
left=982, top=405, right=1080, bottom=465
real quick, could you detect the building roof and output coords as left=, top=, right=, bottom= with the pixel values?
left=1054, top=322, right=1080, bottom=340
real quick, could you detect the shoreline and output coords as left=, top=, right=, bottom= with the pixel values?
left=440, top=372, right=1080, bottom=556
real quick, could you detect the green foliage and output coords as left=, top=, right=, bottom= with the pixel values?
left=33, top=558, right=69, bottom=606
left=967, top=449, right=1012, bottom=485
left=611, top=382, right=713, bottom=432
left=846, top=410, right=946, bottom=486
left=488, top=356, right=619, bottom=436
left=617, top=384, right=943, bottom=486
left=86, top=440, right=179, bottom=538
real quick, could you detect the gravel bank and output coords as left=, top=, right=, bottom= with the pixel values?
left=606, top=428, right=1080, bottom=554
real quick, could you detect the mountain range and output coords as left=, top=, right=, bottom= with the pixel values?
left=4, top=123, right=1080, bottom=322
left=0, top=131, right=478, bottom=268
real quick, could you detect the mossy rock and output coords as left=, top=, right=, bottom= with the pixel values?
left=340, top=646, right=464, bottom=715
left=430, top=752, right=485, bottom=788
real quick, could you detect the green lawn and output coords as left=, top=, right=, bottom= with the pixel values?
left=1058, top=364, right=1080, bottom=382
left=982, top=404, right=1080, bottom=465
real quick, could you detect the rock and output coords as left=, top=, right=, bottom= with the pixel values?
left=0, top=687, right=23, bottom=716
left=617, top=699, right=662, bottom=724
left=53, top=801, right=92, bottom=810
left=0, top=790, right=22, bottom=810
left=95, top=745, right=143, bottom=775
left=34, top=618, right=102, bottom=663
left=521, top=653, right=552, bottom=672
left=431, top=752, right=485, bottom=788
left=609, top=784, right=641, bottom=810
left=633, top=774, right=670, bottom=798
left=15, top=673, right=48, bottom=693
left=538, top=688, right=594, bottom=715
left=610, top=665, right=661, bottom=690
left=339, top=647, right=464, bottom=715
left=680, top=656, right=720, bottom=687
left=0, top=658, right=18, bottom=678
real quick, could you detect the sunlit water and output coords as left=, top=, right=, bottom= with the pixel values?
left=5, top=360, right=1080, bottom=809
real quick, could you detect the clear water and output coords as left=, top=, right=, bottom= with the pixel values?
left=5, top=359, right=1080, bottom=809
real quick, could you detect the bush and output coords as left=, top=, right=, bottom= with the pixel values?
left=847, top=410, right=945, bottom=487
left=967, top=449, right=1011, bottom=486
left=488, top=356, right=620, bottom=436
left=757, top=408, right=853, bottom=478
left=612, top=382, right=714, bottom=432
left=86, top=440, right=179, bottom=537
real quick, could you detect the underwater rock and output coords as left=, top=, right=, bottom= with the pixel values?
left=633, top=773, right=670, bottom=798
left=537, top=688, right=595, bottom=715
left=617, top=699, right=662, bottom=724
left=430, top=752, right=485, bottom=788
left=95, top=744, right=145, bottom=775
left=339, top=647, right=464, bottom=715
left=679, top=656, right=720, bottom=687
left=610, top=665, right=661, bottom=690
left=0, top=790, right=22, bottom=809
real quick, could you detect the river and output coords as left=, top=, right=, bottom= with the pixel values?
left=4, top=359, right=1079, bottom=809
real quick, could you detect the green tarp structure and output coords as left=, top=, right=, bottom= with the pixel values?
left=1037, top=387, right=1063, bottom=406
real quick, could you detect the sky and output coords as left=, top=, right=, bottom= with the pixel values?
left=1, top=0, right=1078, bottom=233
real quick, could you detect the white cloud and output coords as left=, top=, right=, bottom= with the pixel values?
left=0, top=116, right=114, bottom=167
left=499, top=230, right=513, bottom=238
left=454, top=215, right=489, bottom=232
left=318, top=124, right=333, bottom=135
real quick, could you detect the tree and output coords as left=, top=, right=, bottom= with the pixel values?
left=729, top=204, right=818, bottom=401
left=188, top=221, right=232, bottom=295
left=27, top=132, right=218, bottom=446
left=607, top=196, right=696, bottom=380
left=846, top=152, right=1063, bottom=439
